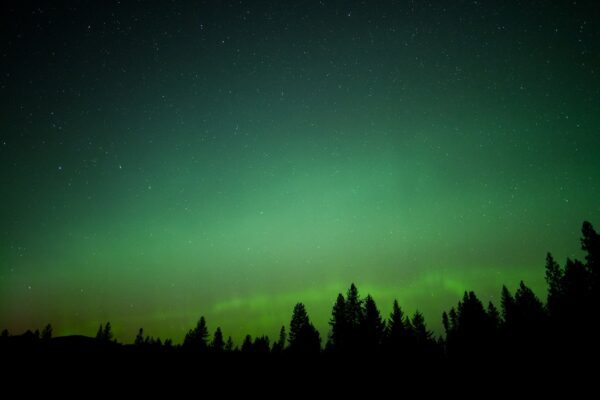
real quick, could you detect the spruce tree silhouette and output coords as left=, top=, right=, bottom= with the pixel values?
left=582, top=221, right=600, bottom=270
left=487, top=301, right=501, bottom=351
left=498, top=282, right=547, bottom=358
left=386, top=299, right=408, bottom=354
left=183, top=316, right=209, bottom=352
left=487, top=302, right=501, bottom=331
left=225, top=336, right=235, bottom=352
left=96, top=322, right=113, bottom=343
left=272, top=325, right=286, bottom=353
left=329, top=293, right=347, bottom=352
left=543, top=221, right=600, bottom=358
left=241, top=334, right=253, bottom=353
left=41, top=324, right=52, bottom=341
left=514, top=282, right=545, bottom=333
left=411, top=310, right=435, bottom=358
left=211, top=327, right=225, bottom=353
left=288, top=303, right=321, bottom=354
left=545, top=252, right=563, bottom=319
left=361, top=295, right=385, bottom=353
left=344, top=283, right=363, bottom=350
left=443, top=291, right=498, bottom=361
left=135, top=328, right=144, bottom=346
left=501, top=286, right=515, bottom=329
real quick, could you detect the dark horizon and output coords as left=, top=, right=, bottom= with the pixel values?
left=3, top=220, right=599, bottom=362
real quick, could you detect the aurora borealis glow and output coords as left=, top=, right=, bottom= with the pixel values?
left=1, top=1, right=599, bottom=344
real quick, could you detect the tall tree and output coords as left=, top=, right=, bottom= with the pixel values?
left=514, top=281, right=546, bottom=334
left=135, top=328, right=144, bottom=346
left=387, top=299, right=407, bottom=353
left=545, top=252, right=563, bottom=318
left=272, top=325, right=286, bottom=353
left=582, top=221, right=600, bottom=270
left=501, top=286, right=515, bottom=328
left=288, top=303, right=321, bottom=353
left=329, top=293, right=347, bottom=352
left=96, top=322, right=113, bottom=343
left=225, top=336, right=235, bottom=352
left=41, top=324, right=53, bottom=341
left=211, top=327, right=224, bottom=353
left=103, top=322, right=113, bottom=342
left=581, top=222, right=600, bottom=313
left=241, top=334, right=253, bottom=353
left=487, top=302, right=501, bottom=331
left=442, top=311, right=451, bottom=337
left=361, top=295, right=385, bottom=352
left=345, top=284, right=363, bottom=329
left=411, top=311, right=432, bottom=350
left=183, top=316, right=209, bottom=351
left=443, top=291, right=498, bottom=360
left=345, top=283, right=363, bottom=349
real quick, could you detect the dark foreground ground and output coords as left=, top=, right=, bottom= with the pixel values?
left=1, top=334, right=595, bottom=396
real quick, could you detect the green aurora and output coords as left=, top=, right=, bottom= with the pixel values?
left=1, top=1, right=599, bottom=344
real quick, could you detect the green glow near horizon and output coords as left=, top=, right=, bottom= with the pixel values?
left=1, top=2, right=599, bottom=345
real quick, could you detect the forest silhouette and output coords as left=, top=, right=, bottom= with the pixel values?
left=2, top=220, right=599, bottom=365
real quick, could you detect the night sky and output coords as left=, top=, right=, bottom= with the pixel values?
left=1, top=1, right=599, bottom=344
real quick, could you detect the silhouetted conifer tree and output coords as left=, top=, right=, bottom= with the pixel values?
left=411, top=311, right=434, bottom=357
left=582, top=221, right=600, bottom=271
left=41, top=324, right=52, bottom=341
left=386, top=299, right=407, bottom=354
left=501, top=286, right=515, bottom=329
left=96, top=322, right=113, bottom=343
left=487, top=302, right=500, bottom=331
left=545, top=252, right=563, bottom=318
left=103, top=322, right=113, bottom=342
left=288, top=303, right=321, bottom=353
left=442, top=311, right=451, bottom=336
left=183, top=316, right=209, bottom=351
left=225, top=336, right=235, bottom=352
left=135, top=328, right=144, bottom=346
left=241, top=334, right=253, bottom=353
left=211, top=327, right=224, bottom=353
left=361, top=295, right=385, bottom=352
left=329, top=293, right=347, bottom=352
left=272, top=325, right=286, bottom=353
left=514, top=281, right=546, bottom=352
left=443, top=291, right=498, bottom=360
left=345, top=284, right=363, bottom=349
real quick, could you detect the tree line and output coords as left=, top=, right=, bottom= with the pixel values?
left=2, top=220, right=598, bottom=361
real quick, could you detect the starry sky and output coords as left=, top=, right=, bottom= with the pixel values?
left=1, top=0, right=599, bottom=344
